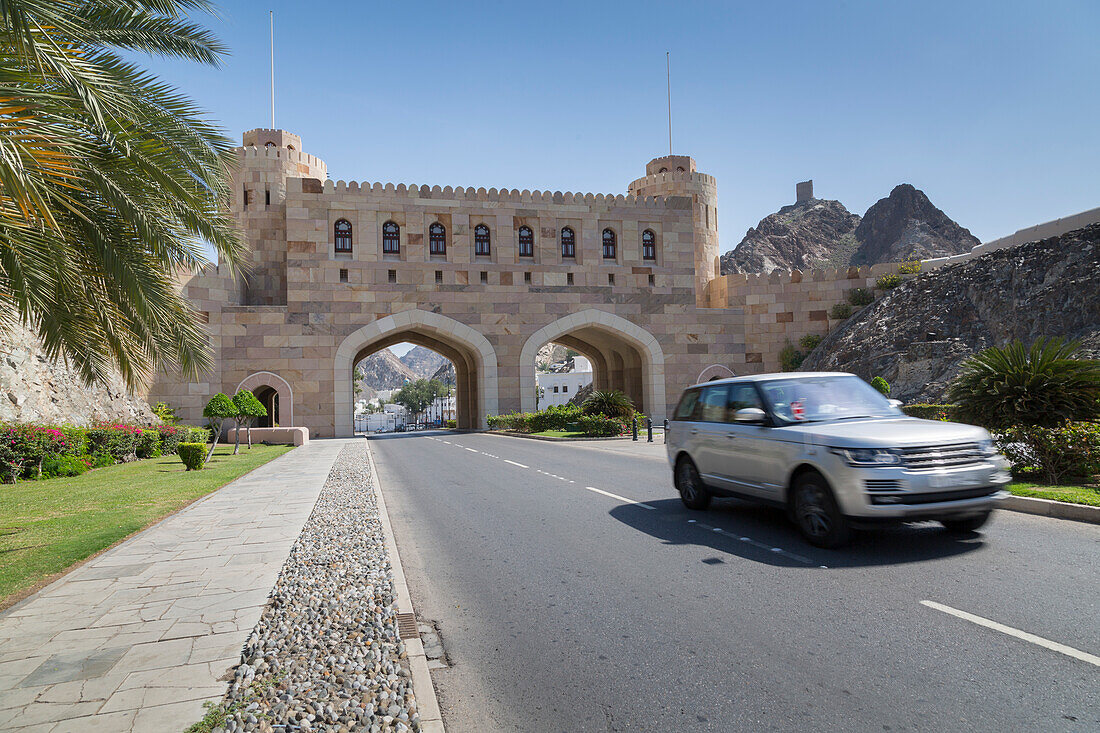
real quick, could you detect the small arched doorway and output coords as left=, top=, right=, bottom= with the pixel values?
left=236, top=371, right=294, bottom=427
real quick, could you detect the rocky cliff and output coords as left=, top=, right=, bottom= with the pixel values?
left=721, top=184, right=979, bottom=274
left=720, top=198, right=861, bottom=274
left=850, top=184, right=979, bottom=265
left=356, top=349, right=417, bottom=392
left=399, top=346, right=448, bottom=379
left=0, top=323, right=156, bottom=425
left=800, top=224, right=1100, bottom=402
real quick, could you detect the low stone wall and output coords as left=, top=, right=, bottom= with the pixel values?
left=227, top=426, right=310, bottom=446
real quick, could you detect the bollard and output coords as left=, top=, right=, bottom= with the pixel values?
left=632, top=417, right=638, bottom=441
left=663, top=418, right=669, bottom=443
left=646, top=418, right=653, bottom=442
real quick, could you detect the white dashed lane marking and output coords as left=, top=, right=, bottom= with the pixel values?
left=921, top=600, right=1100, bottom=667
left=584, top=486, right=656, bottom=510
left=433, top=436, right=821, bottom=567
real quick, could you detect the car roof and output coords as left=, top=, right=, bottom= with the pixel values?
left=684, top=372, right=854, bottom=391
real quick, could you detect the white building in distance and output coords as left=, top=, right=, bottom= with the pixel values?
left=537, top=356, right=593, bottom=409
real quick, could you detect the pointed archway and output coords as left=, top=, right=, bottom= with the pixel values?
left=520, top=309, right=666, bottom=419
left=334, top=310, right=498, bottom=436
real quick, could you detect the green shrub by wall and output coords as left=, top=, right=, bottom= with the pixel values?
left=847, top=288, right=873, bottom=306
left=177, top=442, right=206, bottom=471
left=875, top=273, right=903, bottom=290
left=830, top=303, right=853, bottom=320
left=995, top=422, right=1100, bottom=484
left=901, top=404, right=958, bottom=421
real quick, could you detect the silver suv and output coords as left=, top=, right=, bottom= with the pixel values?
left=666, top=373, right=1011, bottom=547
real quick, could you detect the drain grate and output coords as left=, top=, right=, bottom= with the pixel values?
left=396, top=612, right=419, bottom=640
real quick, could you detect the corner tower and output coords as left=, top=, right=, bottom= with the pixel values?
left=627, top=155, right=719, bottom=306
left=232, top=129, right=328, bottom=305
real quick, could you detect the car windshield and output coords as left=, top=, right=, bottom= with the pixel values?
left=758, top=375, right=898, bottom=423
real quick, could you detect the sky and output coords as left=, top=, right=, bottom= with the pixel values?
left=144, top=0, right=1099, bottom=251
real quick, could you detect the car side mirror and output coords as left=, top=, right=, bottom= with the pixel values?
left=733, top=407, right=766, bottom=423
left=887, top=399, right=903, bottom=408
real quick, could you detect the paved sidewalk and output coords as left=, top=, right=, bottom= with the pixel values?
left=0, top=438, right=354, bottom=732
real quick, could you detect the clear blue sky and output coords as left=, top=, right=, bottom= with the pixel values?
left=147, top=0, right=1099, bottom=250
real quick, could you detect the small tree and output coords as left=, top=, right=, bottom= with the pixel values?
left=871, top=376, right=891, bottom=396
left=582, top=389, right=634, bottom=419
left=233, top=390, right=267, bottom=451
left=202, top=393, right=237, bottom=464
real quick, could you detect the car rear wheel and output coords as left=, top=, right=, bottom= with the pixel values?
left=791, top=471, right=850, bottom=548
left=940, top=511, right=992, bottom=533
left=675, top=457, right=711, bottom=510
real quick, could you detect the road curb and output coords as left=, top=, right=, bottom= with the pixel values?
left=1001, top=495, right=1100, bottom=524
left=364, top=437, right=446, bottom=733
left=486, top=430, right=644, bottom=443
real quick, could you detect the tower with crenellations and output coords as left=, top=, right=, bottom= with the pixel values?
left=233, top=129, right=328, bottom=304
left=627, top=155, right=720, bottom=306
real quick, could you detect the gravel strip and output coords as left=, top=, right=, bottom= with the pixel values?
left=207, top=443, right=419, bottom=733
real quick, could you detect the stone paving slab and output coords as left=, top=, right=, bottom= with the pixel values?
left=0, top=439, right=355, bottom=732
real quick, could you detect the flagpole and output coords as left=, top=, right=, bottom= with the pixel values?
left=666, top=51, right=672, bottom=156
left=269, top=11, right=275, bottom=127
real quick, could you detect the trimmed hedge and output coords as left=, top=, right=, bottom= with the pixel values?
left=487, top=405, right=625, bottom=437
left=830, top=303, right=853, bottom=320
left=902, top=404, right=957, bottom=421
left=995, top=422, right=1100, bottom=484
left=177, top=442, right=207, bottom=471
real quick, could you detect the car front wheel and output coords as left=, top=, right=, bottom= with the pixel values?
left=675, top=457, right=711, bottom=510
left=791, top=471, right=850, bottom=548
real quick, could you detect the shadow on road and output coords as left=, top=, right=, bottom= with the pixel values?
left=609, top=498, right=988, bottom=568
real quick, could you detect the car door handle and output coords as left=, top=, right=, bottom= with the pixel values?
left=690, top=429, right=698, bottom=435
left=726, top=434, right=737, bottom=439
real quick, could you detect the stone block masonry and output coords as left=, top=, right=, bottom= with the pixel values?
left=145, top=129, right=951, bottom=435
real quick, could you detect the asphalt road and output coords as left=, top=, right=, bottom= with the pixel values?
left=368, top=431, right=1099, bottom=733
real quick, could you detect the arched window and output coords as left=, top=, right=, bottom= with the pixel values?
left=334, top=219, right=353, bottom=253
left=265, top=141, right=276, bottom=148
left=602, top=228, right=617, bottom=259
left=642, top=229, right=656, bottom=260
left=429, top=222, right=447, bottom=255
left=474, top=224, right=491, bottom=256
left=560, top=227, right=576, bottom=258
left=658, top=167, right=668, bottom=173
left=518, top=226, right=534, bottom=257
left=382, top=221, right=400, bottom=254
left=676, top=166, right=685, bottom=172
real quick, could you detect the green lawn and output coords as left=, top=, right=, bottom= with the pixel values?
left=0, top=443, right=293, bottom=607
left=1008, top=481, right=1100, bottom=507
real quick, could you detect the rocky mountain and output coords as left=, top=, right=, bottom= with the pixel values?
left=720, top=198, right=861, bottom=274
left=0, top=323, right=155, bottom=425
left=399, top=346, right=448, bottom=379
left=850, top=184, right=979, bottom=265
left=721, top=184, right=978, bottom=275
left=800, top=223, right=1100, bottom=402
left=356, top=349, right=416, bottom=392
left=430, top=361, right=456, bottom=385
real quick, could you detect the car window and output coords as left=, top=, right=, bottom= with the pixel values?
left=674, top=389, right=701, bottom=420
left=759, top=375, right=896, bottom=423
left=727, top=384, right=764, bottom=415
left=695, top=385, right=729, bottom=423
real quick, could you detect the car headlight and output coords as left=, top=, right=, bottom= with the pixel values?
left=830, top=447, right=903, bottom=466
left=977, top=438, right=997, bottom=457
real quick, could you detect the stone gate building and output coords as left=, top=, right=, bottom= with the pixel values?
left=148, top=128, right=933, bottom=436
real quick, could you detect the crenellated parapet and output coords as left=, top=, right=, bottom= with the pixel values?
left=626, top=168, right=718, bottom=197
left=235, top=144, right=327, bottom=178
left=285, top=177, right=683, bottom=209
